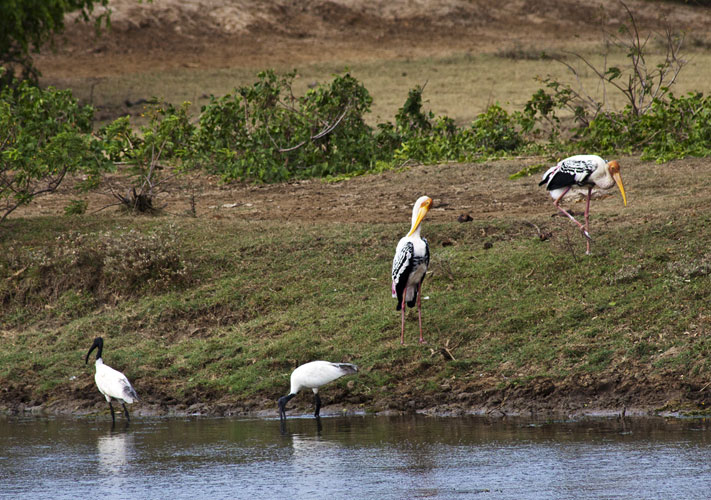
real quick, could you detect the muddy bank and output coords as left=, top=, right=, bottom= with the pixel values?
left=2, top=371, right=707, bottom=420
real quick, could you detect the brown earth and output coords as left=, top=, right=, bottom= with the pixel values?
left=8, top=0, right=711, bottom=418
left=37, top=0, right=711, bottom=79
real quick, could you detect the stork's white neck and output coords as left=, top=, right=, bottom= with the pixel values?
left=409, top=204, right=424, bottom=238
left=408, top=224, right=422, bottom=239
left=589, top=164, right=615, bottom=190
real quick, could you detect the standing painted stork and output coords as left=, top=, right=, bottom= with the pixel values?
left=278, top=361, right=358, bottom=421
left=85, top=337, right=139, bottom=423
left=392, top=195, right=432, bottom=344
left=539, top=155, right=627, bottom=254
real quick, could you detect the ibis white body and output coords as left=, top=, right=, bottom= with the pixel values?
left=85, top=337, right=138, bottom=423
left=94, top=358, right=139, bottom=405
left=288, top=360, right=357, bottom=396
left=278, top=361, right=358, bottom=420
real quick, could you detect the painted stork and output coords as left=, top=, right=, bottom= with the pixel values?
left=85, top=337, right=139, bottom=423
left=392, top=195, right=432, bottom=344
left=539, top=155, right=627, bottom=254
left=278, top=361, right=358, bottom=421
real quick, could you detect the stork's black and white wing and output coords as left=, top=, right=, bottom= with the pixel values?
left=540, top=157, right=600, bottom=190
left=422, top=237, right=430, bottom=268
left=392, top=240, right=414, bottom=298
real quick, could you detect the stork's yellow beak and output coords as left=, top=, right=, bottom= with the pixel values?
left=612, top=171, right=627, bottom=207
left=608, top=161, right=627, bottom=207
left=406, top=197, right=432, bottom=237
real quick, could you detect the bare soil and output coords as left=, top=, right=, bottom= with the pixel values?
left=37, top=0, right=711, bottom=79
left=9, top=0, right=711, bottom=418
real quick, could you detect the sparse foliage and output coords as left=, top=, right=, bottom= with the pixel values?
left=526, top=0, right=686, bottom=129
left=98, top=102, right=195, bottom=212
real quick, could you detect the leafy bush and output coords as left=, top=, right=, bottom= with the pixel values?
left=64, top=199, right=88, bottom=215
left=575, top=92, right=711, bottom=162
left=193, top=70, right=380, bottom=182
left=636, top=93, right=711, bottom=162
left=393, top=103, right=527, bottom=164
left=465, top=104, right=524, bottom=153
left=0, top=78, right=110, bottom=221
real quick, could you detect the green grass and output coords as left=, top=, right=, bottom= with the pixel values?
left=1, top=200, right=711, bottom=414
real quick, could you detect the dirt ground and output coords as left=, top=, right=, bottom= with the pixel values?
left=37, top=0, right=711, bottom=78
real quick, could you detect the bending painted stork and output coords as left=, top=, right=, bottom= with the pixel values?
left=278, top=361, right=358, bottom=421
left=392, top=195, right=432, bottom=344
left=539, top=155, right=627, bottom=254
left=85, top=337, right=139, bottom=423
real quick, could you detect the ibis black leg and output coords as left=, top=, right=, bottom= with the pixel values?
left=108, top=401, right=116, bottom=423
left=122, top=402, right=131, bottom=422
left=314, top=393, right=322, bottom=417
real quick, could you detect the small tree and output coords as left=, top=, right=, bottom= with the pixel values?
left=0, top=0, right=110, bottom=86
left=98, top=102, right=196, bottom=212
left=525, top=0, right=686, bottom=130
left=0, top=78, right=110, bottom=222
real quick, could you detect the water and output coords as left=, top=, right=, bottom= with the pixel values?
left=1, top=414, right=710, bottom=499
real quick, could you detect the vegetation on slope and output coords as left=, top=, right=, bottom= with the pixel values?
left=2, top=1, right=711, bottom=417
left=1, top=174, right=710, bottom=415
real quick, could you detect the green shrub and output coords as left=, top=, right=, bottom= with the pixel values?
left=193, top=70, right=380, bottom=182
left=0, top=78, right=110, bottom=221
left=64, top=199, right=87, bottom=215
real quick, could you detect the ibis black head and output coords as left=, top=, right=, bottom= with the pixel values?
left=278, top=393, right=295, bottom=421
left=85, top=337, right=104, bottom=364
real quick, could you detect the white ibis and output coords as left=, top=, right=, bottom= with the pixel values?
left=392, top=195, right=432, bottom=344
left=539, top=155, right=627, bottom=254
left=278, top=361, right=358, bottom=420
left=85, top=337, right=139, bottom=423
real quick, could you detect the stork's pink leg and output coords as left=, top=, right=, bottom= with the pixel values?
left=584, top=186, right=593, bottom=254
left=401, top=294, right=406, bottom=345
left=416, top=282, right=426, bottom=344
left=553, top=187, right=592, bottom=241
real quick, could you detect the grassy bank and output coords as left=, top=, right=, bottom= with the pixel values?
left=2, top=162, right=710, bottom=417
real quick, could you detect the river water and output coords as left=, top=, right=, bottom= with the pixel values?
left=1, top=414, right=710, bottom=499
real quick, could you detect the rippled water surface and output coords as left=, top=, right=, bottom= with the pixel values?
left=2, top=414, right=711, bottom=499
